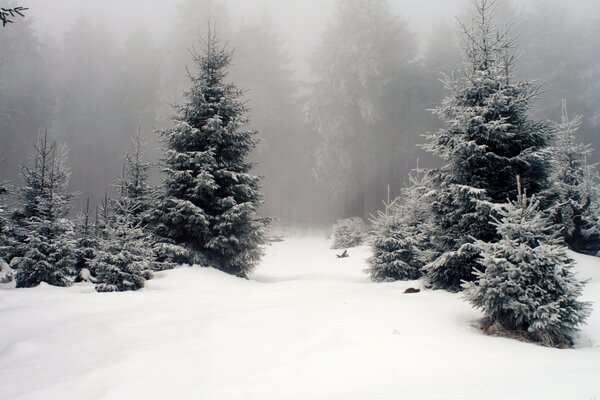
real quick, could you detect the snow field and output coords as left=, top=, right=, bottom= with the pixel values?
left=1, top=233, right=599, bottom=400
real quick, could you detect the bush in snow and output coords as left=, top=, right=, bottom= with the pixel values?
left=0, top=259, right=13, bottom=283
left=463, top=179, right=592, bottom=348
left=331, top=217, right=366, bottom=249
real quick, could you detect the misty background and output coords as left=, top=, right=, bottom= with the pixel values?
left=1, top=0, right=600, bottom=223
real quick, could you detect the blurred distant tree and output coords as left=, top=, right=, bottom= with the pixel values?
left=306, top=0, right=420, bottom=220
left=0, top=15, right=53, bottom=182
left=230, top=14, right=316, bottom=223
left=160, top=0, right=231, bottom=109
left=54, top=18, right=124, bottom=205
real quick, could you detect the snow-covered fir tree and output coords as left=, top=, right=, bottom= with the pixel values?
left=73, top=198, right=98, bottom=282
left=148, top=31, right=269, bottom=277
left=94, top=191, right=112, bottom=239
left=366, top=164, right=433, bottom=282
left=15, top=134, right=76, bottom=288
left=548, top=100, right=600, bottom=254
left=0, top=155, right=13, bottom=261
left=92, top=198, right=152, bottom=292
left=463, top=178, right=592, bottom=348
left=423, top=0, right=553, bottom=292
left=117, top=128, right=152, bottom=224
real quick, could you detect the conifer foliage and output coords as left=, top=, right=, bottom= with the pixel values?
left=92, top=198, right=152, bottom=292
left=423, top=0, right=552, bottom=291
left=463, top=178, right=591, bottom=348
left=366, top=167, right=432, bottom=282
left=74, top=197, right=98, bottom=281
left=150, top=31, right=268, bottom=277
left=15, top=132, right=76, bottom=288
left=0, top=154, right=12, bottom=261
left=548, top=101, right=600, bottom=254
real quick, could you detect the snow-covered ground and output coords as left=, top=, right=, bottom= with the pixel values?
left=1, top=232, right=599, bottom=400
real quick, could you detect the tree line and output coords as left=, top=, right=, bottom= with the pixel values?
left=1, top=0, right=600, bottom=222
left=364, top=0, right=594, bottom=348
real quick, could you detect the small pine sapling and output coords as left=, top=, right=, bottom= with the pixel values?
left=366, top=166, right=433, bottom=282
left=74, top=197, right=98, bottom=282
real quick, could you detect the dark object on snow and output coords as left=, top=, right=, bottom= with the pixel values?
left=404, top=288, right=420, bottom=294
left=336, top=250, right=349, bottom=258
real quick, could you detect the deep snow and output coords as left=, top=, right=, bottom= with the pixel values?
left=1, top=232, right=599, bottom=400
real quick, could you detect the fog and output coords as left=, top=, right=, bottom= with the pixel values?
left=2, top=0, right=600, bottom=223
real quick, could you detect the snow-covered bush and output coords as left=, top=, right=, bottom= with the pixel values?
left=463, top=180, right=592, bottom=348
left=0, top=259, right=13, bottom=283
left=331, top=217, right=366, bottom=249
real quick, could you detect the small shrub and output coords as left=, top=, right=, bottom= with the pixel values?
left=331, top=217, right=366, bottom=249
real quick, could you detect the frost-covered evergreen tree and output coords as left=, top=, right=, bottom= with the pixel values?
left=92, top=199, right=152, bottom=292
left=423, top=0, right=552, bottom=292
left=15, top=134, right=76, bottom=288
left=149, top=31, right=268, bottom=277
left=0, top=154, right=13, bottom=261
left=463, top=178, right=592, bottom=348
left=117, top=128, right=152, bottom=223
left=366, top=165, right=433, bottom=282
left=548, top=101, right=600, bottom=254
left=74, top=198, right=98, bottom=282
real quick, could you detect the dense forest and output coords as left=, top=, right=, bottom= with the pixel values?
left=1, top=0, right=599, bottom=223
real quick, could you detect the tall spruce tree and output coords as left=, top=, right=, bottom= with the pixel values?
left=150, top=31, right=268, bottom=277
left=548, top=100, right=600, bottom=254
left=423, top=0, right=552, bottom=292
left=15, top=133, right=76, bottom=288
left=463, top=178, right=591, bottom=348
